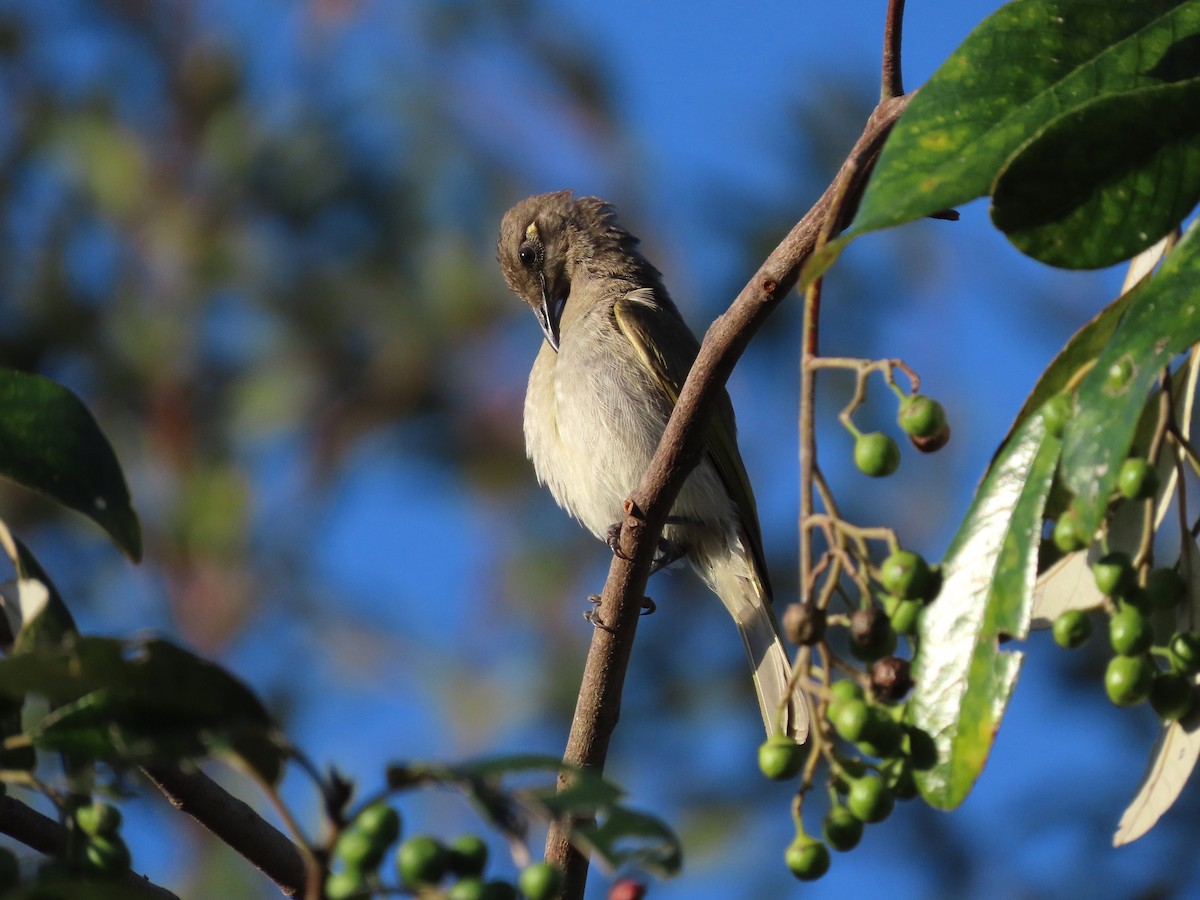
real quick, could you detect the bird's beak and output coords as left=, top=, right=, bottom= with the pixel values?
left=534, top=282, right=563, bottom=352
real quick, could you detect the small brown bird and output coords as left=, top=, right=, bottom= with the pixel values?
left=498, top=190, right=807, bottom=741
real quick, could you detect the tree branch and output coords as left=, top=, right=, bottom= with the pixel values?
left=142, top=764, right=307, bottom=898
left=0, top=795, right=180, bottom=899
left=545, top=91, right=914, bottom=896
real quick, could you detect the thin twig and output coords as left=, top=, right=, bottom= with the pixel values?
left=882, top=0, right=906, bottom=99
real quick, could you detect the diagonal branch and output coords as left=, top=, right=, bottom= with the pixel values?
left=142, top=764, right=308, bottom=897
left=0, top=794, right=181, bottom=899
left=545, top=91, right=914, bottom=896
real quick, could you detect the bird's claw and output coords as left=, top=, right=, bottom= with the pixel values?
left=605, top=523, right=633, bottom=560
left=585, top=594, right=616, bottom=633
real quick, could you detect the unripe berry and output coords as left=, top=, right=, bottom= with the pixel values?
left=76, top=801, right=122, bottom=838
left=447, top=834, right=489, bottom=878
left=1150, top=672, right=1195, bottom=722
left=879, top=550, right=934, bottom=601
left=325, top=869, right=368, bottom=900
left=1052, top=609, right=1092, bottom=649
left=758, top=733, right=804, bottom=781
left=1117, top=457, right=1158, bottom=500
left=1105, top=655, right=1154, bottom=707
left=854, top=432, right=900, bottom=477
left=518, top=862, right=564, bottom=900
left=822, top=805, right=863, bottom=852
left=1052, top=509, right=1088, bottom=553
left=785, top=837, right=831, bottom=881
left=1169, top=631, right=1200, bottom=674
left=1109, top=605, right=1152, bottom=656
left=898, top=394, right=947, bottom=439
left=846, top=774, right=894, bottom=823
left=1092, top=551, right=1134, bottom=597
left=831, top=699, right=871, bottom=743
left=397, top=835, right=448, bottom=887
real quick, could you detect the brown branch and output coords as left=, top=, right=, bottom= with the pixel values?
left=882, top=0, right=906, bottom=99
left=0, top=794, right=180, bottom=898
left=142, top=764, right=307, bottom=898
left=545, top=91, right=914, bottom=896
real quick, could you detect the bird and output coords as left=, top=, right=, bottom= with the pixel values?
left=497, top=189, right=808, bottom=742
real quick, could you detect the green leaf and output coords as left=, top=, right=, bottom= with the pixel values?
left=1062, top=221, right=1200, bottom=533
left=0, top=370, right=142, bottom=560
left=850, top=0, right=1198, bottom=237
left=0, top=637, right=285, bottom=783
left=910, top=407, right=1062, bottom=808
left=992, top=79, right=1200, bottom=267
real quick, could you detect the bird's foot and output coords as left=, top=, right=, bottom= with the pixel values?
left=584, top=595, right=615, bottom=633
left=605, top=523, right=632, bottom=560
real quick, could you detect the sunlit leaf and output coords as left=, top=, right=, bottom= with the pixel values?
left=992, top=80, right=1200, bottom=268
left=1062, top=221, right=1200, bottom=535
left=0, top=370, right=142, bottom=560
left=850, top=0, right=1198, bottom=237
left=910, top=407, right=1062, bottom=808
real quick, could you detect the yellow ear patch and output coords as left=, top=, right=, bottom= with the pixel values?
left=525, top=223, right=539, bottom=241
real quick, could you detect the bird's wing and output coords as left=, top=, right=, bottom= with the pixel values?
left=612, top=288, right=773, bottom=599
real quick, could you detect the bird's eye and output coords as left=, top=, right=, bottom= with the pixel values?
left=518, top=242, right=538, bottom=268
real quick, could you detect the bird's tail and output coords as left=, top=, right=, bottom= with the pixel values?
left=702, top=556, right=809, bottom=743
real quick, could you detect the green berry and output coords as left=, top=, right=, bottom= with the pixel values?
left=1144, top=568, right=1187, bottom=611
left=1169, top=631, right=1200, bottom=674
left=758, top=733, right=804, bottom=780
left=898, top=394, right=947, bottom=439
left=397, top=835, right=448, bottom=887
left=829, top=679, right=865, bottom=705
left=1092, top=551, right=1134, bottom=597
left=335, top=828, right=380, bottom=871
left=352, top=802, right=401, bottom=847
left=76, top=801, right=122, bottom=838
left=1150, top=672, right=1195, bottom=721
left=1117, top=457, right=1158, bottom=501
left=857, top=710, right=903, bottom=758
left=1052, top=510, right=1088, bottom=553
left=854, top=432, right=900, bottom=477
left=518, top=862, right=564, bottom=900
left=447, top=834, right=489, bottom=877
left=82, top=834, right=132, bottom=875
left=1041, top=393, right=1073, bottom=437
left=785, top=837, right=831, bottom=881
left=887, top=597, right=922, bottom=635
left=879, top=550, right=934, bottom=601
left=831, top=699, right=870, bottom=743
left=1109, top=605, right=1152, bottom=656
left=325, top=869, right=368, bottom=900
left=1052, top=609, right=1093, bottom=649
left=1105, top=655, right=1154, bottom=707
left=846, top=774, right=894, bottom=823
left=448, top=880, right=488, bottom=900
left=822, top=805, right=863, bottom=852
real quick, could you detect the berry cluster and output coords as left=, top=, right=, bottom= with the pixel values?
left=755, top=369, right=951, bottom=881
left=326, top=803, right=563, bottom=900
